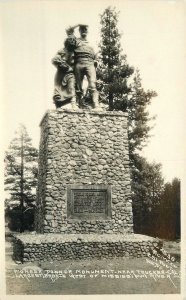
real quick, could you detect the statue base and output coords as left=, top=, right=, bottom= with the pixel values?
left=12, top=109, right=162, bottom=262
left=13, top=233, right=162, bottom=262
left=35, top=109, right=133, bottom=234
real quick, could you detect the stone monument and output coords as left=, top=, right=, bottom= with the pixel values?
left=13, top=25, right=162, bottom=262
left=35, top=109, right=133, bottom=235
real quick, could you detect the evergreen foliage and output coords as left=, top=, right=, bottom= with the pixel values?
left=156, top=178, right=180, bottom=239
left=97, top=6, right=134, bottom=110
left=4, top=124, right=38, bottom=232
left=98, top=7, right=157, bottom=156
left=131, top=155, right=164, bottom=233
left=97, top=7, right=181, bottom=241
left=128, top=69, right=157, bottom=156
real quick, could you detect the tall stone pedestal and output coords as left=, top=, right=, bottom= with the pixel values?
left=35, top=109, right=133, bottom=234
left=13, top=109, right=162, bottom=262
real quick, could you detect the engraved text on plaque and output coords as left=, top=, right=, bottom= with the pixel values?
left=67, top=185, right=111, bottom=220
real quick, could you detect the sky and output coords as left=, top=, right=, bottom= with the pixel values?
left=0, top=0, right=186, bottom=182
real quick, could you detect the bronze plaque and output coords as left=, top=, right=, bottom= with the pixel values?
left=67, top=185, right=111, bottom=220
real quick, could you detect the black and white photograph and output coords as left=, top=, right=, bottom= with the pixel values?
left=0, top=0, right=185, bottom=298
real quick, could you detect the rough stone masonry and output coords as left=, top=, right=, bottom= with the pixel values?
left=35, top=109, right=133, bottom=234
left=13, top=108, right=163, bottom=262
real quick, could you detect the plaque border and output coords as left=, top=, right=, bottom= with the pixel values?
left=67, top=185, right=112, bottom=220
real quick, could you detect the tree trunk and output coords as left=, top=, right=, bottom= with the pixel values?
left=109, top=91, right=114, bottom=110
left=20, top=133, right=24, bottom=233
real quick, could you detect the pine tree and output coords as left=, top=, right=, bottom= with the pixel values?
left=98, top=7, right=163, bottom=234
left=132, top=155, right=164, bottom=234
left=98, top=7, right=157, bottom=155
left=97, top=6, right=134, bottom=110
left=128, top=69, right=157, bottom=158
left=4, top=124, right=38, bottom=232
left=156, top=178, right=180, bottom=239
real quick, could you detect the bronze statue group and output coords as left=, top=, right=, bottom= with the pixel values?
left=52, top=24, right=100, bottom=110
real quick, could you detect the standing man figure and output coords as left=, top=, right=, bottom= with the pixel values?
left=64, top=24, right=100, bottom=109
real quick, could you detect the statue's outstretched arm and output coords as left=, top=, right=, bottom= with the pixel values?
left=66, top=24, right=79, bottom=36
